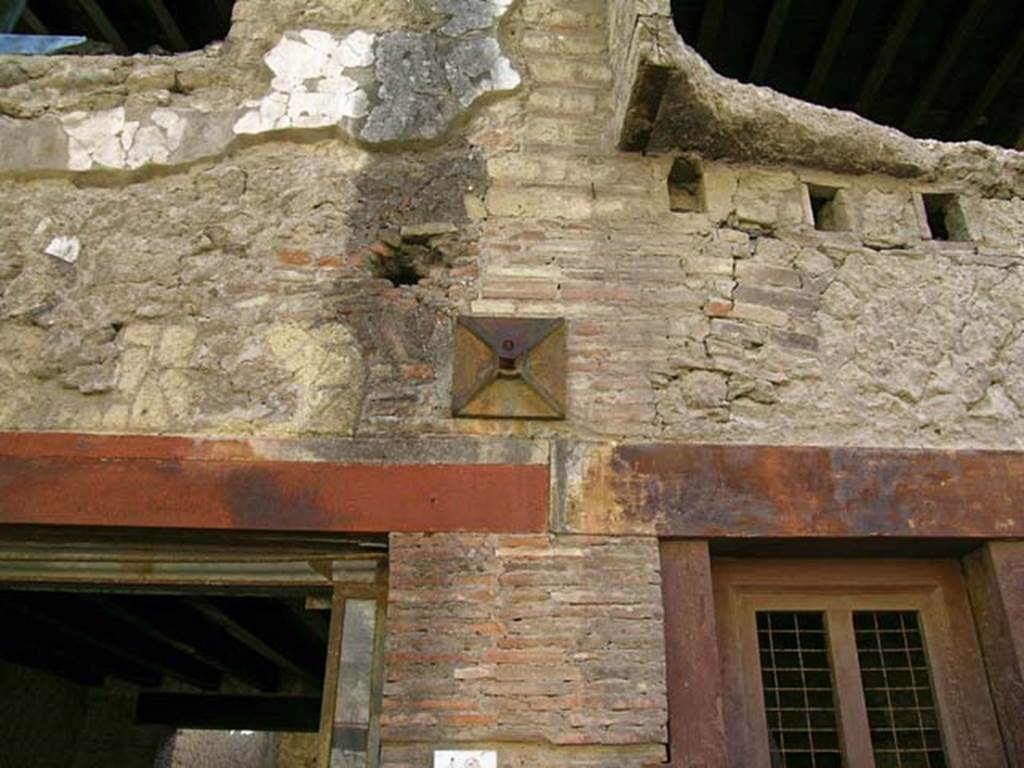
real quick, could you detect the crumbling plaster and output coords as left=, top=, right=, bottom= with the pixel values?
left=0, top=0, right=520, bottom=173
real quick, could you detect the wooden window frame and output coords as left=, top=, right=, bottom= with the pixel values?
left=713, top=559, right=1007, bottom=768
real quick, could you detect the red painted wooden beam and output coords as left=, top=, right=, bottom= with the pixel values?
left=0, top=433, right=548, bottom=533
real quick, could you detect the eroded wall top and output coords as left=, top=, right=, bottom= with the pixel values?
left=0, top=0, right=521, bottom=173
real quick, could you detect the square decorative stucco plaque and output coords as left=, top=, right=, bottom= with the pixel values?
left=452, top=315, right=566, bottom=419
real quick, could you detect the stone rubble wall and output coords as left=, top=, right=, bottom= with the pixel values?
left=381, top=533, right=667, bottom=768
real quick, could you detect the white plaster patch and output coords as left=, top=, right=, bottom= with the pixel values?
left=60, top=107, right=188, bottom=171
left=234, top=30, right=375, bottom=135
left=44, top=235, right=80, bottom=264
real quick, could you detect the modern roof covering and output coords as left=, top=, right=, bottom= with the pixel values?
left=7, top=0, right=233, bottom=54
left=671, top=0, right=1024, bottom=149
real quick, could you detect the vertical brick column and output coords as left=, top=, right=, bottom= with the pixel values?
left=381, top=533, right=668, bottom=768
left=965, top=542, right=1024, bottom=766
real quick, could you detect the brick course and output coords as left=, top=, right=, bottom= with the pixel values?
left=382, top=534, right=667, bottom=766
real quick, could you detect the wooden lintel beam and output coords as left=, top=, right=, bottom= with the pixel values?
left=956, top=23, right=1024, bottom=139
left=856, top=0, right=923, bottom=114
left=75, top=0, right=129, bottom=54
left=804, top=0, right=859, bottom=100
left=564, top=442, right=1024, bottom=538
left=137, top=693, right=322, bottom=732
left=696, top=0, right=726, bottom=56
left=749, top=0, right=792, bottom=82
left=0, top=432, right=548, bottom=534
left=20, top=6, right=48, bottom=34
left=903, top=0, right=990, bottom=135
left=142, top=0, right=188, bottom=52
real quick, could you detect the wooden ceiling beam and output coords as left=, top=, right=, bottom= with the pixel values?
left=956, top=23, right=1024, bottom=139
left=81, top=596, right=224, bottom=691
left=75, top=0, right=129, bottom=54
left=0, top=628, right=106, bottom=687
left=804, top=0, right=859, bottom=100
left=20, top=6, right=48, bottom=34
left=903, top=0, right=990, bottom=135
left=749, top=0, right=792, bottom=82
left=109, top=595, right=282, bottom=693
left=188, top=596, right=325, bottom=689
left=142, top=0, right=188, bottom=51
left=0, top=598, right=162, bottom=688
left=212, top=0, right=234, bottom=27
left=137, top=693, right=322, bottom=732
left=856, top=0, right=923, bottom=114
left=696, top=0, right=725, bottom=57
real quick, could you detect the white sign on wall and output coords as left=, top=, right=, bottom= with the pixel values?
left=433, top=750, right=497, bottom=768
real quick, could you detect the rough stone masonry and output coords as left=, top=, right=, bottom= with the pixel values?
left=1, top=0, right=1024, bottom=765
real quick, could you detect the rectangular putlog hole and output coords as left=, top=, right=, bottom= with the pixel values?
left=806, top=184, right=851, bottom=232
left=921, top=193, right=970, bottom=241
left=668, top=156, right=705, bottom=213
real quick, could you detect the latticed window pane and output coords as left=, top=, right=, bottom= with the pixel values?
left=853, top=611, right=947, bottom=768
left=756, top=611, right=842, bottom=768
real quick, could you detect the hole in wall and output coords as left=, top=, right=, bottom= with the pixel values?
left=922, top=193, right=969, bottom=241
left=668, top=157, right=705, bottom=213
left=806, top=184, right=850, bottom=232
left=372, top=251, right=424, bottom=287
left=5, top=0, right=235, bottom=55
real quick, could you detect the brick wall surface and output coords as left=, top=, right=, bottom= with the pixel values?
left=381, top=534, right=667, bottom=767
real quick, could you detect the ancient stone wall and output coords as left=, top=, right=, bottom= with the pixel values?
left=0, top=0, right=1021, bottom=447
left=382, top=533, right=667, bottom=768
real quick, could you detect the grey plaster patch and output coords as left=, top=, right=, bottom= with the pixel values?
left=423, top=0, right=514, bottom=36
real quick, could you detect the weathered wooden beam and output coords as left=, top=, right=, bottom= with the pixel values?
left=289, top=603, right=331, bottom=645
left=212, top=0, right=234, bottom=27
left=0, top=433, right=547, bottom=534
left=0, top=625, right=105, bottom=687
left=20, top=6, right=48, bottom=35
left=25, top=593, right=224, bottom=691
left=964, top=542, right=1024, bottom=765
left=108, top=595, right=281, bottom=692
left=749, top=0, right=792, bottom=82
left=187, top=596, right=324, bottom=688
left=0, top=597, right=162, bottom=687
left=696, top=0, right=726, bottom=56
left=142, top=0, right=187, bottom=51
left=957, top=24, right=1024, bottom=139
left=75, top=0, right=129, bottom=54
left=563, top=442, right=1024, bottom=538
left=856, top=0, right=923, bottom=114
left=659, top=540, right=727, bottom=768
left=804, top=0, right=859, bottom=100
left=137, top=693, right=322, bottom=732
left=903, top=0, right=989, bottom=135
left=81, top=596, right=223, bottom=690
